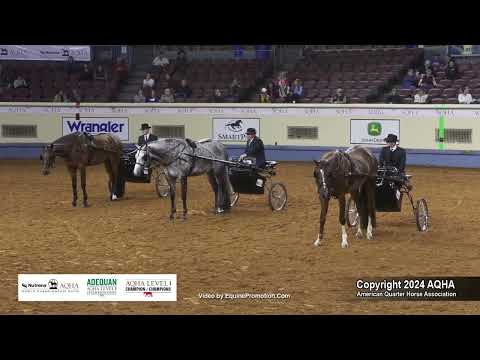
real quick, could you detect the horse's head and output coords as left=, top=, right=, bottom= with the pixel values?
left=313, top=151, right=350, bottom=199
left=133, top=145, right=148, bottom=177
left=40, top=144, right=56, bottom=175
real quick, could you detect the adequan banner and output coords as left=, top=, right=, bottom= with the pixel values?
left=0, top=45, right=91, bottom=61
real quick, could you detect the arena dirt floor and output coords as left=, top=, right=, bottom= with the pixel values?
left=1, top=159, right=480, bottom=315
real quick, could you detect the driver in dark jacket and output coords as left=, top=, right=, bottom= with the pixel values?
left=379, top=133, right=412, bottom=190
left=239, top=127, right=266, bottom=168
left=138, top=123, right=158, bottom=146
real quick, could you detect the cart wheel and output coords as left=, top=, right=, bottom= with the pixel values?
left=346, top=197, right=359, bottom=227
left=154, top=170, right=170, bottom=198
left=230, top=192, right=239, bottom=207
left=268, top=182, right=287, bottom=211
left=415, top=198, right=429, bottom=232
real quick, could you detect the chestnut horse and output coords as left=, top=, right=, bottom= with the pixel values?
left=40, top=132, right=124, bottom=207
left=313, top=145, right=378, bottom=248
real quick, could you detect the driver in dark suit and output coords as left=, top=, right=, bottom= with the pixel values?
left=379, top=133, right=412, bottom=190
left=138, top=123, right=158, bottom=146
left=239, top=127, right=266, bottom=168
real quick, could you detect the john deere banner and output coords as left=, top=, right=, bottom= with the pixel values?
left=350, top=119, right=400, bottom=145
left=0, top=45, right=91, bottom=61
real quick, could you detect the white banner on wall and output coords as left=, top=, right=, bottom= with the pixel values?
left=62, top=117, right=129, bottom=141
left=0, top=105, right=476, bottom=119
left=212, top=117, right=260, bottom=141
left=18, top=274, right=177, bottom=302
left=0, top=45, right=91, bottom=61
left=350, top=119, right=400, bottom=145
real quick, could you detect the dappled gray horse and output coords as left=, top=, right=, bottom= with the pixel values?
left=133, top=138, right=233, bottom=220
left=313, top=145, right=378, bottom=248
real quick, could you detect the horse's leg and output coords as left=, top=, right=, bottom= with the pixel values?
left=68, top=166, right=78, bottom=207
left=314, top=197, right=329, bottom=246
left=110, top=157, right=119, bottom=200
left=104, top=161, right=113, bottom=200
left=180, top=176, right=188, bottom=220
left=215, top=169, right=228, bottom=213
left=338, top=194, right=348, bottom=248
left=366, top=180, right=376, bottom=240
left=207, top=172, right=219, bottom=212
left=80, top=166, right=88, bottom=207
left=167, top=175, right=178, bottom=220
left=356, top=186, right=367, bottom=239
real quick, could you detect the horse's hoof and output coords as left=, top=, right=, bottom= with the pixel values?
left=169, top=214, right=175, bottom=221
left=83, top=203, right=89, bottom=208
left=355, top=231, right=363, bottom=239
left=72, top=202, right=77, bottom=207
left=313, top=234, right=322, bottom=246
left=111, top=194, right=118, bottom=201
left=215, top=208, right=225, bottom=214
left=341, top=241, right=349, bottom=249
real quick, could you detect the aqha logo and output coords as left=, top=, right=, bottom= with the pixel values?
left=144, top=291, right=153, bottom=297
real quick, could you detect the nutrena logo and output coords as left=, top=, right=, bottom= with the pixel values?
left=66, top=120, right=125, bottom=133
left=368, top=122, right=382, bottom=136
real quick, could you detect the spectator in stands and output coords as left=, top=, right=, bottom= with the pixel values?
left=145, top=89, right=159, bottom=103
left=113, top=57, right=129, bottom=83
left=79, top=64, right=93, bottom=81
left=432, top=55, right=442, bottom=69
left=164, top=73, right=177, bottom=91
left=418, top=68, right=438, bottom=90
left=291, top=78, right=303, bottom=103
left=259, top=88, right=271, bottom=103
left=53, top=90, right=67, bottom=102
left=445, top=60, right=460, bottom=81
left=278, top=79, right=291, bottom=103
left=13, top=75, right=27, bottom=89
left=174, top=49, right=188, bottom=75
left=402, top=68, right=418, bottom=89
left=142, top=73, right=155, bottom=89
left=414, top=88, right=429, bottom=104
left=70, top=88, right=82, bottom=103
left=65, top=56, right=78, bottom=75
left=160, top=88, right=175, bottom=103
left=330, top=88, right=347, bottom=104
left=134, top=89, right=146, bottom=103
left=420, top=59, right=435, bottom=76
left=211, top=88, right=224, bottom=103
left=152, top=51, right=169, bottom=71
left=175, top=79, right=192, bottom=100
left=94, top=65, right=107, bottom=82
left=267, top=81, right=277, bottom=100
left=230, top=78, right=241, bottom=98
left=385, top=87, right=402, bottom=104
left=0, top=65, right=11, bottom=89
left=458, top=86, right=474, bottom=104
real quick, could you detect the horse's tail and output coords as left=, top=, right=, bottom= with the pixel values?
left=115, top=159, right=126, bottom=198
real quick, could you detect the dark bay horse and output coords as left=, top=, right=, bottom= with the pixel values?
left=41, top=132, right=124, bottom=207
left=132, top=138, right=233, bottom=220
left=313, top=145, right=378, bottom=248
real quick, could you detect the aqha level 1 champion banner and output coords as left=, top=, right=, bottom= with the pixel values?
left=355, top=277, right=480, bottom=301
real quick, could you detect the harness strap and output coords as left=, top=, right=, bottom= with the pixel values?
left=187, top=148, right=196, bottom=176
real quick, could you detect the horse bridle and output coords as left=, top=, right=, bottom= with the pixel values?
left=136, top=141, right=188, bottom=170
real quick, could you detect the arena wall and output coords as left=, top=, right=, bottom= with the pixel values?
left=1, top=103, right=479, bottom=167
